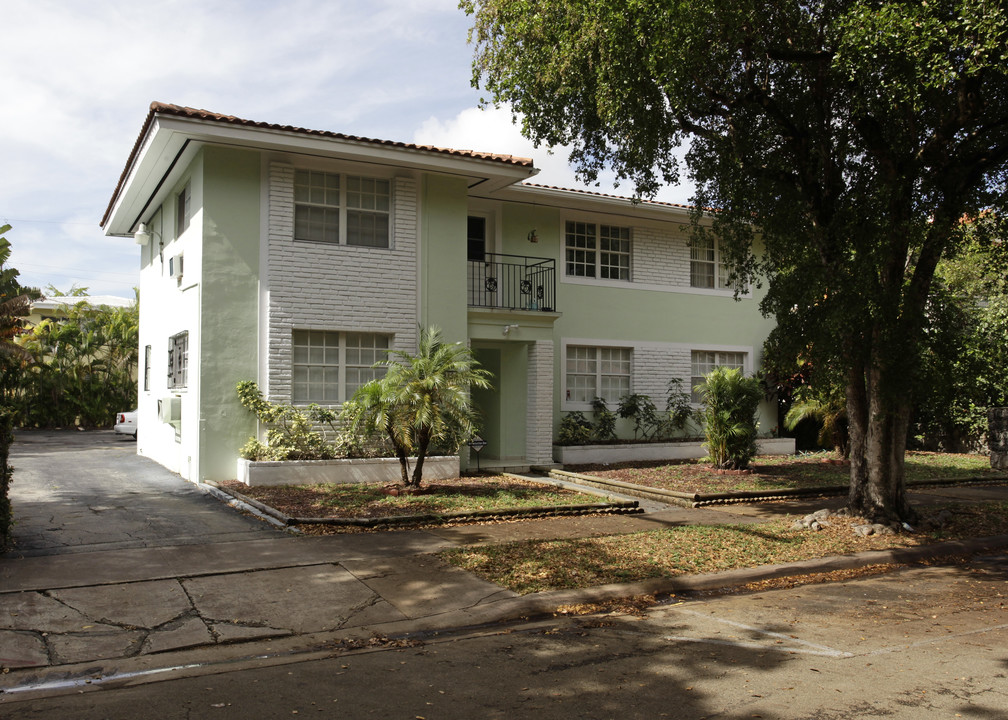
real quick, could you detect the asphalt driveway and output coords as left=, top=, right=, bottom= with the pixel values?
left=6, top=430, right=279, bottom=558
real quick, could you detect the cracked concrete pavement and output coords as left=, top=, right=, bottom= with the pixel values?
left=3, top=429, right=1008, bottom=697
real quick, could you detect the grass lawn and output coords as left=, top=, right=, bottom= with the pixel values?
left=440, top=501, right=1008, bottom=594
left=571, top=451, right=1007, bottom=495
left=219, top=475, right=603, bottom=520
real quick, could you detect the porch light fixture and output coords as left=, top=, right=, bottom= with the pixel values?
left=527, top=229, right=539, bottom=243
left=134, top=222, right=163, bottom=249
left=134, top=223, right=152, bottom=245
left=502, top=323, right=519, bottom=336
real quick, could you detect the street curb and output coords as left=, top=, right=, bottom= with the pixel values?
left=1, top=535, right=1005, bottom=701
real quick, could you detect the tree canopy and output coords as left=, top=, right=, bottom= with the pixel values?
left=465, top=0, right=1008, bottom=521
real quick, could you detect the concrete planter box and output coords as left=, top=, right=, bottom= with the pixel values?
left=553, top=437, right=795, bottom=465
left=236, top=455, right=460, bottom=487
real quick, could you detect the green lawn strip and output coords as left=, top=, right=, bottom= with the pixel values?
left=440, top=501, right=1008, bottom=595
left=220, top=476, right=604, bottom=520
left=572, top=451, right=1007, bottom=495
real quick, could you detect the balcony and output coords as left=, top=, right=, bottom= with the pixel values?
left=467, top=253, right=556, bottom=311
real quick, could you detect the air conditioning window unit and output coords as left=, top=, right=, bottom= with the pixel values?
left=158, top=396, right=181, bottom=425
left=168, top=253, right=184, bottom=279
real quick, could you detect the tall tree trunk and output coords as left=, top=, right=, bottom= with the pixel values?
left=846, top=358, right=917, bottom=523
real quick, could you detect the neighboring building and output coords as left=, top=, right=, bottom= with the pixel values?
left=27, top=295, right=134, bottom=327
left=101, top=102, right=777, bottom=483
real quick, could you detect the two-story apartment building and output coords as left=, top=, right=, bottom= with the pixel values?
left=101, top=102, right=776, bottom=483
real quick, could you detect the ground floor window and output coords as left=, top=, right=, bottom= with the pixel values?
left=167, top=332, right=188, bottom=389
left=292, top=330, right=390, bottom=404
left=690, top=350, right=746, bottom=403
left=565, top=345, right=631, bottom=405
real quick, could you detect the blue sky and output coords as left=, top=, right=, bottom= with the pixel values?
left=2, top=0, right=693, bottom=298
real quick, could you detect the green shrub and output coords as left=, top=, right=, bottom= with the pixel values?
left=557, top=412, right=593, bottom=445
left=236, top=381, right=342, bottom=460
left=590, top=397, right=617, bottom=442
left=698, top=367, right=762, bottom=469
left=665, top=378, right=700, bottom=437
left=618, top=393, right=664, bottom=440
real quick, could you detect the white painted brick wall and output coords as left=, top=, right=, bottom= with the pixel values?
left=526, top=340, right=554, bottom=464
left=267, top=163, right=418, bottom=402
left=632, top=345, right=692, bottom=405
left=632, top=224, right=691, bottom=287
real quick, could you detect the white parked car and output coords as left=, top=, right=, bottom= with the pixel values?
left=114, top=410, right=137, bottom=439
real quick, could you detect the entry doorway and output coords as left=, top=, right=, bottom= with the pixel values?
left=470, top=343, right=528, bottom=469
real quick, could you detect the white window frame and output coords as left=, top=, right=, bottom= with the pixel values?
left=690, top=235, right=745, bottom=291
left=293, top=170, right=392, bottom=248
left=563, top=343, right=632, bottom=410
left=291, top=330, right=390, bottom=405
left=690, top=349, right=748, bottom=404
left=564, top=220, right=632, bottom=281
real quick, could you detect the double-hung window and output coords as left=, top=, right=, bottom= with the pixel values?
left=292, top=330, right=390, bottom=404
left=690, top=350, right=746, bottom=403
left=167, top=332, right=188, bottom=389
left=294, top=170, right=390, bottom=247
left=565, top=221, right=631, bottom=280
left=566, top=345, right=631, bottom=405
left=690, top=236, right=743, bottom=290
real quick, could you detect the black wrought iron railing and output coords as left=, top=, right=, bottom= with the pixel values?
left=467, top=253, right=556, bottom=311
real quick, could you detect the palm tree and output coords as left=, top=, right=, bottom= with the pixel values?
left=350, top=326, right=492, bottom=488
left=0, top=227, right=40, bottom=398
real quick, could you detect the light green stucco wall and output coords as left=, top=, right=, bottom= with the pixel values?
left=420, top=175, right=469, bottom=346
left=197, top=146, right=260, bottom=481
left=495, top=201, right=779, bottom=436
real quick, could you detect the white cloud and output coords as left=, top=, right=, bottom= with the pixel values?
left=413, top=105, right=695, bottom=205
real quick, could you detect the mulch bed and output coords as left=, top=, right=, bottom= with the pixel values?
left=568, top=453, right=1008, bottom=495
left=217, top=475, right=606, bottom=521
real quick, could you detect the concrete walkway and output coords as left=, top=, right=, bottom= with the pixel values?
left=2, top=432, right=1006, bottom=697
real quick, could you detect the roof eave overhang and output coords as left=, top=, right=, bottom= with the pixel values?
left=103, top=112, right=537, bottom=237
left=482, top=182, right=702, bottom=223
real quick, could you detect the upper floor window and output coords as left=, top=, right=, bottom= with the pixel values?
left=144, top=345, right=151, bottom=392
left=292, top=330, right=390, bottom=404
left=294, top=170, right=390, bottom=248
left=176, top=183, right=192, bottom=237
left=565, top=221, right=631, bottom=280
left=690, top=350, right=746, bottom=403
left=167, top=331, right=189, bottom=389
left=690, top=236, right=744, bottom=290
left=565, top=345, right=631, bottom=405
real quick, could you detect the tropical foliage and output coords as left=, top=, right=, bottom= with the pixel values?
left=13, top=293, right=139, bottom=428
left=346, top=326, right=491, bottom=487
left=0, top=225, right=39, bottom=551
left=698, top=367, right=762, bottom=470
left=465, top=0, right=1008, bottom=521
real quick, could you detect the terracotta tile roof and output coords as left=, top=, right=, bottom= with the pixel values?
left=519, top=182, right=695, bottom=210
left=102, top=101, right=536, bottom=228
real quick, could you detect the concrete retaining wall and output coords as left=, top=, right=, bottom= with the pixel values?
left=237, top=456, right=460, bottom=486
